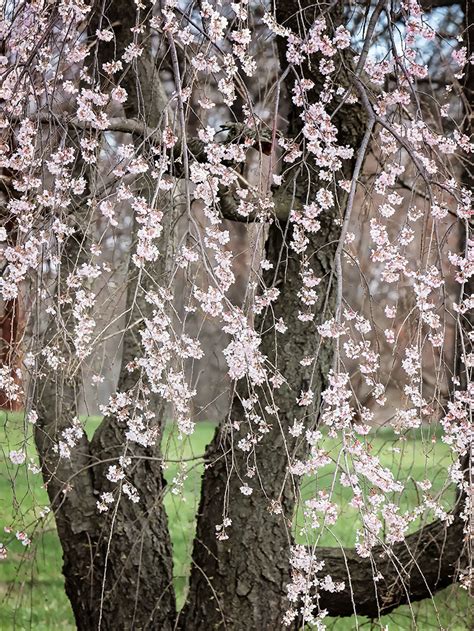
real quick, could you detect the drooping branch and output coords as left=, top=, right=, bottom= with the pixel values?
left=314, top=0, right=472, bottom=618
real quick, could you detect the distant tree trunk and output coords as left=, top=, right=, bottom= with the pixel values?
left=0, top=297, right=23, bottom=410
left=0, top=35, right=23, bottom=411
left=0, top=183, right=24, bottom=410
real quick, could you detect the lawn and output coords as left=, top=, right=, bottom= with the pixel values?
left=0, top=413, right=470, bottom=630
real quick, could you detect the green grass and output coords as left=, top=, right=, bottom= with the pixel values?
left=294, top=427, right=456, bottom=548
left=0, top=414, right=470, bottom=630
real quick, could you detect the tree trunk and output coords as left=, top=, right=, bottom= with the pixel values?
left=34, top=216, right=104, bottom=628
left=181, top=218, right=341, bottom=629
left=33, top=2, right=177, bottom=628
left=34, top=208, right=177, bottom=630
left=181, top=4, right=366, bottom=626
left=0, top=297, right=23, bottom=410
left=0, top=180, right=25, bottom=410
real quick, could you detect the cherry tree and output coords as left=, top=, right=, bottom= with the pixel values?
left=0, top=0, right=472, bottom=629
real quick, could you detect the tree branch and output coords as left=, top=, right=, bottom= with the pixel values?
left=313, top=512, right=465, bottom=619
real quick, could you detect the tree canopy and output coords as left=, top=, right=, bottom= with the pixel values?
left=0, top=0, right=472, bottom=629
